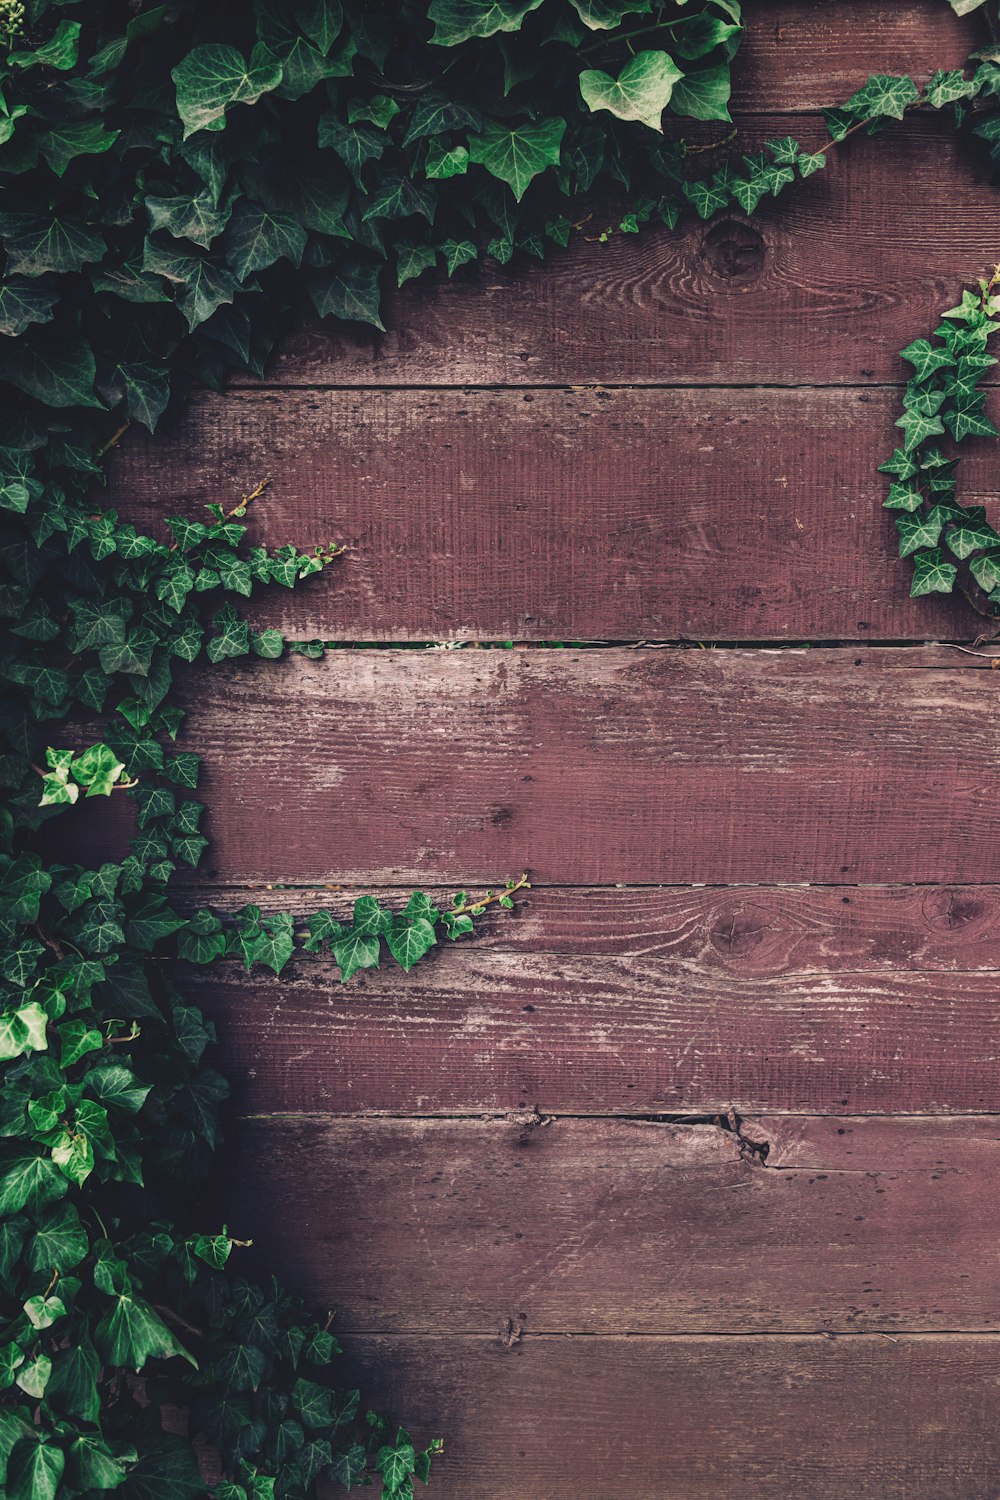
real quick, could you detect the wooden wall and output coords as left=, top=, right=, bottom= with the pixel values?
left=105, top=3, right=1000, bottom=1494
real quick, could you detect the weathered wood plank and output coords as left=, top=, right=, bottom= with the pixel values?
left=197, top=943, right=1000, bottom=1115
left=196, top=881, right=1000, bottom=972
left=138, top=647, right=1000, bottom=887
left=108, top=387, right=996, bottom=641
left=228, top=1115, right=1000, bottom=1335
left=214, top=117, right=994, bottom=389
left=336, top=1333, right=1000, bottom=1500
left=732, top=1, right=979, bottom=112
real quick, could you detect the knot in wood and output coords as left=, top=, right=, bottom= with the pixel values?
left=710, top=909, right=768, bottom=958
left=700, top=218, right=766, bottom=282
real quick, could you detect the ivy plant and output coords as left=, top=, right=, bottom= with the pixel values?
left=1, top=0, right=999, bottom=1498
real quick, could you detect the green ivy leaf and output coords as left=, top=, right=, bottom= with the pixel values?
left=669, top=62, right=732, bottom=121
left=468, top=117, right=566, bottom=200
left=427, top=0, right=545, bottom=46
left=386, top=915, right=437, bottom=971
left=0, top=214, right=105, bottom=277
left=6, top=1438, right=64, bottom=1500
left=94, top=1293, right=197, bottom=1371
left=580, top=51, right=683, bottom=132
left=309, top=257, right=385, bottom=329
left=172, top=43, right=284, bottom=138
left=909, top=546, right=958, bottom=597
left=224, top=202, right=308, bottom=279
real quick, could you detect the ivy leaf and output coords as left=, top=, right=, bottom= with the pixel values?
left=58, top=1020, right=105, bottom=1068
left=895, top=405, right=946, bottom=452
left=0, top=279, right=58, bottom=338
left=6, top=1438, right=64, bottom=1500
left=681, top=177, right=728, bottom=218
left=468, top=117, right=566, bottom=200
left=925, top=68, right=978, bottom=107
left=362, top=171, right=437, bottom=224
left=72, top=743, right=126, bottom=797
left=3, top=334, right=102, bottom=409
left=900, top=337, right=954, bottom=382
left=143, top=240, right=239, bottom=333
left=0, top=214, right=105, bottom=277
left=883, top=482, right=924, bottom=512
left=40, top=120, right=120, bottom=179
left=146, top=190, right=232, bottom=250
left=172, top=43, right=284, bottom=139
left=0, top=1003, right=48, bottom=1061
left=943, top=402, right=1000, bottom=442
left=947, top=519, right=1000, bottom=558
left=87, top=1063, right=152, bottom=1114
left=309, top=258, right=385, bottom=329
left=397, top=242, right=437, bottom=287
left=332, top=930, right=380, bottom=982
left=669, top=63, right=732, bottom=121
left=425, top=142, right=470, bottom=179
left=427, top=0, right=545, bottom=46
left=240, top=913, right=295, bottom=975
left=847, top=73, right=919, bottom=121
left=377, top=1432, right=417, bottom=1496
left=45, top=1343, right=101, bottom=1423
left=896, top=512, right=943, bottom=557
left=386, top=915, right=437, bottom=971
left=971, top=549, right=1000, bottom=592
left=580, top=51, right=683, bottom=132
left=224, top=202, right=308, bottom=279
left=0, top=1147, right=66, bottom=1215
left=8, top=19, right=81, bottom=70
left=440, top=238, right=477, bottom=276
left=94, top=1293, right=197, bottom=1371
left=910, top=546, right=958, bottom=597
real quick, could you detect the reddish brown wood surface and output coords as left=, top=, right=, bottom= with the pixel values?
left=336, top=1334, right=1000, bottom=1500
left=227, top=1115, right=1000, bottom=1334
left=730, top=2, right=979, bottom=112
left=108, top=5, right=1000, bottom=1487
left=223, top=116, right=997, bottom=392
left=198, top=881, right=1000, bottom=970
left=196, top=940, right=1000, bottom=1116
left=119, top=647, right=1000, bottom=887
left=110, top=386, right=997, bottom=642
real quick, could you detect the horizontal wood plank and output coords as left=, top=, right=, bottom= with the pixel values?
left=197, top=881, right=1000, bottom=971
left=198, top=941, right=1000, bottom=1116
left=209, top=116, right=996, bottom=389
left=732, top=2, right=980, bottom=112
left=118, top=647, right=1000, bottom=888
left=108, top=387, right=996, bottom=641
left=335, top=1333, right=1000, bottom=1500
left=227, top=1115, right=1000, bottom=1335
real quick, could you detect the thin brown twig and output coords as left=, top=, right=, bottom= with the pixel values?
left=96, top=421, right=130, bottom=459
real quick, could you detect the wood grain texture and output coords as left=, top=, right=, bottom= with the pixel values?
left=138, top=647, right=1000, bottom=887
left=731, top=2, right=980, bottom=112
left=227, top=1115, right=1000, bottom=1335
left=196, top=943, right=1000, bottom=1116
left=188, top=883, right=1000, bottom=1115
left=213, top=117, right=996, bottom=390
left=196, top=881, right=1000, bottom=971
left=335, top=1333, right=1000, bottom=1500
left=107, top=387, right=998, bottom=641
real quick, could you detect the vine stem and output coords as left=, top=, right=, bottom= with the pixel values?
left=96, top=421, right=130, bottom=458
left=448, top=873, right=531, bottom=916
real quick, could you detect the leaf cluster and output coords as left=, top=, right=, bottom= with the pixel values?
left=1, top=0, right=998, bottom=1496
left=879, top=277, right=1000, bottom=602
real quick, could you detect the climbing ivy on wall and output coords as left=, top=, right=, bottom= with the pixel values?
left=0, top=1, right=999, bottom=1498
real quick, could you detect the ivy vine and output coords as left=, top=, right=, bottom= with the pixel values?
left=0, top=1, right=999, bottom=1498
